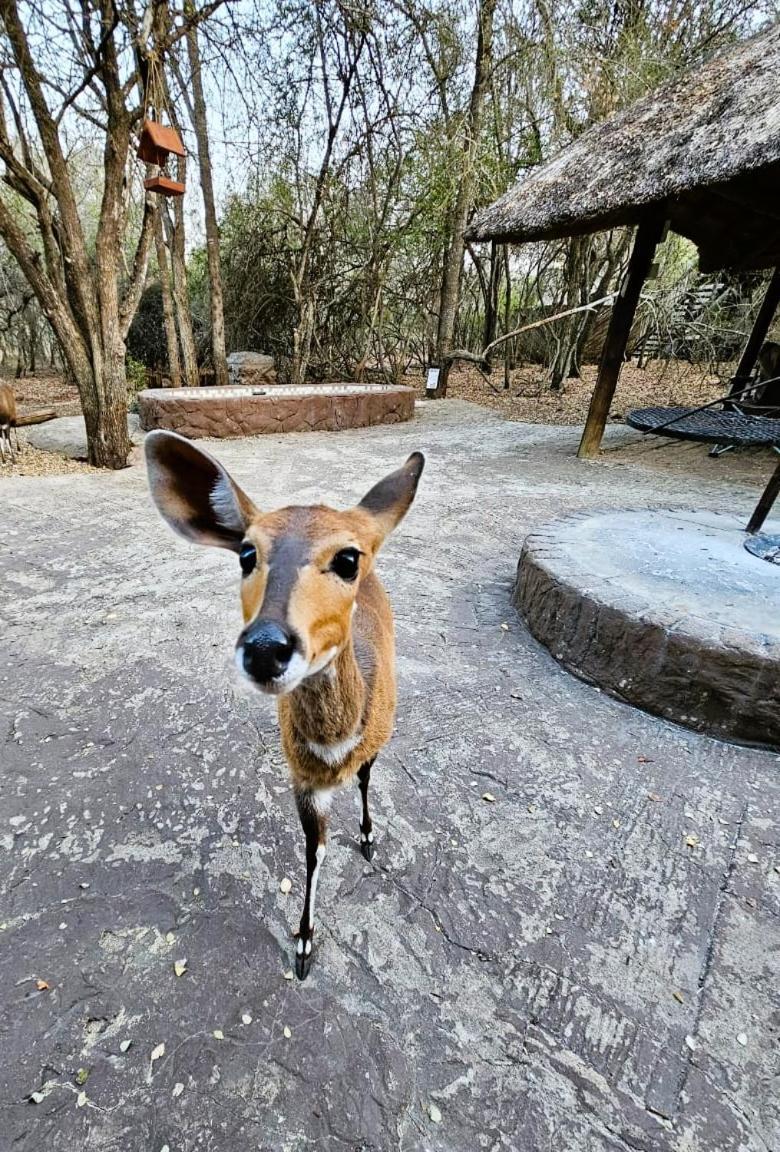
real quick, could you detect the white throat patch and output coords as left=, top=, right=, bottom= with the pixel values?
left=307, top=728, right=363, bottom=767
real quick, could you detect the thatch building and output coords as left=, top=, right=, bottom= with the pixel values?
left=467, top=23, right=780, bottom=456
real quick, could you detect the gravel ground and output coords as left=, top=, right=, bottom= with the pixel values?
left=0, top=360, right=739, bottom=480
left=440, top=359, right=726, bottom=424
left=0, top=439, right=99, bottom=478
left=0, top=375, right=87, bottom=477
left=8, top=371, right=82, bottom=419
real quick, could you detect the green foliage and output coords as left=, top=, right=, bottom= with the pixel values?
left=125, top=353, right=147, bottom=401
left=218, top=194, right=298, bottom=358
left=126, top=283, right=166, bottom=370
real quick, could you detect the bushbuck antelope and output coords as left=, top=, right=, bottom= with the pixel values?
left=0, top=382, right=18, bottom=463
left=145, top=431, right=424, bottom=979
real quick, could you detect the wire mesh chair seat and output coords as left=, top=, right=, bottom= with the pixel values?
left=626, top=405, right=780, bottom=446
left=625, top=383, right=780, bottom=542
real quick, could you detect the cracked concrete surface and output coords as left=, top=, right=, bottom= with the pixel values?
left=1, top=400, right=779, bottom=1151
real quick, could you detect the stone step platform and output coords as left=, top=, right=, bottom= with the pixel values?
left=517, top=508, right=780, bottom=747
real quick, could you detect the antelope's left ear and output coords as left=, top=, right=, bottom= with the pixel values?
left=357, top=452, right=425, bottom=541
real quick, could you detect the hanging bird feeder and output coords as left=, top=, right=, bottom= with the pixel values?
left=139, top=121, right=186, bottom=196
left=137, top=55, right=186, bottom=197
left=144, top=171, right=186, bottom=197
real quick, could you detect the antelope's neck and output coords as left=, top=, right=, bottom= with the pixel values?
left=284, top=639, right=366, bottom=746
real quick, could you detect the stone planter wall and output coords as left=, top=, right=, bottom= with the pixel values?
left=138, top=384, right=415, bottom=439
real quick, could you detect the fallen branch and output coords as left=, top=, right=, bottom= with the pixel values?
left=15, top=409, right=56, bottom=426
left=443, top=293, right=617, bottom=370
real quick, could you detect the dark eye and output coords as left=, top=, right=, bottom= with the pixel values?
left=239, top=542, right=257, bottom=576
left=330, top=548, right=360, bottom=582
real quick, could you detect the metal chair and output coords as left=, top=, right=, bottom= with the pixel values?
left=626, top=377, right=780, bottom=549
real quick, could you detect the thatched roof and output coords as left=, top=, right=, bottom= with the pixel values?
left=467, top=24, right=780, bottom=271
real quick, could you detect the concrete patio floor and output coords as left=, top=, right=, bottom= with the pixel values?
left=1, top=400, right=778, bottom=1152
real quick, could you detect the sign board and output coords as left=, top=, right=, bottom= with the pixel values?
left=426, top=367, right=440, bottom=392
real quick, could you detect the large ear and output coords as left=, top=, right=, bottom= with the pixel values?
left=144, top=430, right=257, bottom=551
left=357, top=452, right=425, bottom=540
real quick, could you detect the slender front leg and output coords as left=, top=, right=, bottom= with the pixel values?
left=357, top=758, right=376, bottom=860
left=294, top=789, right=328, bottom=981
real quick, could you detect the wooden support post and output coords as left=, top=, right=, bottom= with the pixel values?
left=728, top=266, right=780, bottom=395
left=746, top=460, right=780, bottom=534
left=577, top=213, right=666, bottom=459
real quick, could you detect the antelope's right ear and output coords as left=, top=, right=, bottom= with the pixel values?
left=144, top=430, right=257, bottom=551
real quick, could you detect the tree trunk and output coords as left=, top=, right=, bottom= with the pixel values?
left=290, top=293, right=315, bottom=387
left=163, top=190, right=199, bottom=387
left=433, top=0, right=497, bottom=396
left=28, top=318, right=37, bottom=373
left=483, top=240, right=500, bottom=351
left=0, top=0, right=216, bottom=465
left=154, top=211, right=182, bottom=387
left=355, top=261, right=387, bottom=381
left=78, top=349, right=131, bottom=468
left=550, top=237, right=587, bottom=391
left=186, top=22, right=228, bottom=386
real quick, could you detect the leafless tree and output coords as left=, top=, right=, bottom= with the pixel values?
left=433, top=0, right=496, bottom=395
left=0, top=0, right=222, bottom=466
left=161, top=0, right=772, bottom=397
left=172, top=15, right=228, bottom=385
left=154, top=208, right=181, bottom=386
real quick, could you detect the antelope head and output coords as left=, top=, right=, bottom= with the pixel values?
left=145, top=430, right=424, bottom=695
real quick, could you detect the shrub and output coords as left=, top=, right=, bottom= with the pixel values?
left=125, top=354, right=147, bottom=410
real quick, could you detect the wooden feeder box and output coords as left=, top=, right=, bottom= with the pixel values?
left=137, top=119, right=185, bottom=165
left=138, top=120, right=186, bottom=197
left=144, top=174, right=185, bottom=197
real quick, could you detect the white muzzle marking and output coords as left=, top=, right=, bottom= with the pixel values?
left=234, top=644, right=339, bottom=697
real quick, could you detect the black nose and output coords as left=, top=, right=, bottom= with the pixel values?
left=241, top=620, right=296, bottom=682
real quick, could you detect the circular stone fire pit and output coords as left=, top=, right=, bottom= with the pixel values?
left=137, top=383, right=415, bottom=439
left=517, top=509, right=780, bottom=748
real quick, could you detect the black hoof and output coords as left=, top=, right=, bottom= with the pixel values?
left=360, top=835, right=375, bottom=861
left=295, top=940, right=313, bottom=980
